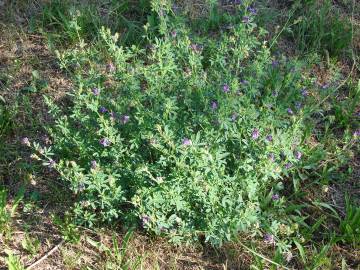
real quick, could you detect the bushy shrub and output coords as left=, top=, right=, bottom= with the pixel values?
left=29, top=0, right=324, bottom=245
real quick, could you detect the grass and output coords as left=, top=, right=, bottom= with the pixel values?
left=0, top=0, right=359, bottom=269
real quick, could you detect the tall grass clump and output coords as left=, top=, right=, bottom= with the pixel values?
left=290, top=0, right=352, bottom=56
left=24, top=0, right=351, bottom=246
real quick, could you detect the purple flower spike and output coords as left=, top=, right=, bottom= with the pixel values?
left=91, top=160, right=97, bottom=169
left=92, top=87, right=100, bottom=96
left=182, top=138, right=192, bottom=146
left=109, top=111, right=116, bottom=120
left=287, top=108, right=294, bottom=115
left=141, top=215, right=151, bottom=227
left=353, top=129, right=360, bottom=137
left=268, top=153, right=275, bottom=162
left=272, top=60, right=279, bottom=67
left=222, top=84, right=230, bottom=93
left=321, top=83, right=329, bottom=89
left=272, top=194, right=280, bottom=201
left=211, top=100, right=218, bottom=110
left=266, top=135, right=273, bottom=142
left=252, top=128, right=260, bottom=140
left=77, top=182, right=86, bottom=192
left=99, top=138, right=111, bottom=147
left=294, top=150, right=302, bottom=160
left=106, top=63, right=116, bottom=73
left=285, top=162, right=292, bottom=169
left=247, top=6, right=257, bottom=15
left=99, top=106, right=108, bottom=114
left=21, top=137, right=30, bottom=146
left=241, top=80, right=249, bottom=85
left=120, top=115, right=130, bottom=124
left=301, top=88, right=309, bottom=97
left=264, top=233, right=275, bottom=245
left=231, top=112, right=238, bottom=121
left=190, top=44, right=203, bottom=53
left=242, top=16, right=250, bottom=23
left=48, top=159, right=56, bottom=168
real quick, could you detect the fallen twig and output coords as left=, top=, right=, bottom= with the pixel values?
left=26, top=239, right=65, bottom=270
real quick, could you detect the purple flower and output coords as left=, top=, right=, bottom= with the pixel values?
left=106, top=63, right=116, bottom=73
left=120, top=115, right=130, bottom=124
left=80, top=200, right=90, bottom=208
left=268, top=153, right=275, bottom=162
left=241, top=80, right=249, bottom=85
left=91, top=160, right=97, bottom=169
left=99, top=138, right=111, bottom=147
left=247, top=6, right=257, bottom=15
left=272, top=60, right=279, bottom=67
left=265, top=135, right=273, bottom=142
left=92, top=87, right=100, bottom=96
left=287, top=108, right=294, bottom=115
left=295, top=101, right=302, bottom=110
left=21, top=137, right=30, bottom=146
left=301, top=88, right=309, bottom=97
left=42, top=135, right=51, bottom=145
left=222, top=84, right=230, bottom=93
left=242, top=16, right=250, bottom=23
left=190, top=44, right=203, bottom=53
left=77, top=182, right=86, bottom=192
left=272, top=194, right=280, bottom=201
left=321, top=83, right=329, bottom=89
left=182, top=138, right=192, bottom=146
left=264, top=233, right=275, bottom=245
left=171, top=31, right=177, bottom=38
left=353, top=129, right=360, bottom=137
left=48, top=159, right=56, bottom=168
left=285, top=162, right=292, bottom=169
left=294, top=150, right=302, bottom=160
left=110, top=111, right=117, bottom=120
left=141, top=215, right=151, bottom=227
left=252, top=128, right=260, bottom=140
left=211, top=100, right=218, bottom=110
left=284, top=251, right=293, bottom=262
left=231, top=112, right=238, bottom=121
left=99, top=106, right=108, bottom=114
left=212, top=119, right=220, bottom=126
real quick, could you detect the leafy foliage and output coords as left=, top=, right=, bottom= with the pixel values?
left=24, top=0, right=356, bottom=249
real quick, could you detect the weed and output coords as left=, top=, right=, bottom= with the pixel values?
left=5, top=251, right=25, bottom=270
left=36, top=0, right=153, bottom=47
left=0, top=99, right=13, bottom=138
left=0, top=188, right=24, bottom=238
left=289, top=0, right=352, bottom=56
left=24, top=0, right=352, bottom=248
left=339, top=196, right=360, bottom=247
left=21, top=233, right=41, bottom=257
left=86, top=231, right=142, bottom=269
left=53, top=214, right=81, bottom=244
